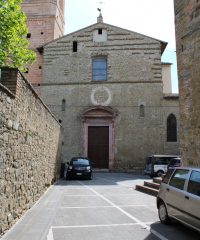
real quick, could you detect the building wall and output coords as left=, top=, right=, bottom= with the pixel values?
left=162, top=63, right=172, bottom=94
left=42, top=23, right=164, bottom=84
left=41, top=22, right=179, bottom=171
left=0, top=68, right=62, bottom=234
left=162, top=96, right=180, bottom=154
left=174, top=0, right=200, bottom=166
left=21, top=0, right=65, bottom=86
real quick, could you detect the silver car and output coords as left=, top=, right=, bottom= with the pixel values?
left=157, top=167, right=200, bottom=232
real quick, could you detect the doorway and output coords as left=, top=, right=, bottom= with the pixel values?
left=88, top=126, right=109, bottom=168
left=82, top=107, right=116, bottom=170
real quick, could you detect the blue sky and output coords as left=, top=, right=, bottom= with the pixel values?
left=64, top=0, right=178, bottom=93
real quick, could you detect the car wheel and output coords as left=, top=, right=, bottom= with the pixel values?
left=157, top=170, right=164, bottom=177
left=89, top=172, right=93, bottom=180
left=66, top=175, right=71, bottom=180
left=158, top=202, right=170, bottom=224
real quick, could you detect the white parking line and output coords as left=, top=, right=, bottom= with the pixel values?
left=96, top=176, right=153, bottom=190
left=47, top=228, right=54, bottom=240
left=98, top=193, right=140, bottom=196
left=95, top=176, right=134, bottom=187
left=63, top=194, right=96, bottom=197
left=63, top=193, right=140, bottom=197
left=47, top=222, right=155, bottom=239
left=78, top=181, right=168, bottom=240
left=47, top=179, right=167, bottom=240
left=59, top=205, right=114, bottom=209
left=118, top=204, right=156, bottom=208
left=59, top=204, right=155, bottom=209
left=61, top=187, right=86, bottom=189
left=51, top=222, right=146, bottom=229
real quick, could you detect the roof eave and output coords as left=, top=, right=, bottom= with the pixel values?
left=161, top=41, right=168, bottom=55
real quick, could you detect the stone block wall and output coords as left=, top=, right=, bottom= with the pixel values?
left=162, top=95, right=180, bottom=154
left=0, top=68, right=62, bottom=235
left=40, top=21, right=179, bottom=171
left=174, top=0, right=200, bottom=166
left=42, top=22, right=165, bottom=85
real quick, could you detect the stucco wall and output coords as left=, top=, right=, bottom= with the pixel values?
left=162, top=63, right=172, bottom=94
left=0, top=68, right=62, bottom=235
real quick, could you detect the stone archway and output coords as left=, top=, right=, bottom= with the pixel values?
left=81, top=107, right=117, bottom=170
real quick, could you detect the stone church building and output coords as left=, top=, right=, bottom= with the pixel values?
left=21, top=1, right=179, bottom=171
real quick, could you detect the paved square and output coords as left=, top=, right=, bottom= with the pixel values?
left=53, top=207, right=135, bottom=226
left=52, top=225, right=159, bottom=240
left=2, top=173, right=199, bottom=240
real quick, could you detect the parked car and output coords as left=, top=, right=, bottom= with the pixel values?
left=144, top=155, right=179, bottom=177
left=66, top=157, right=93, bottom=180
left=157, top=167, right=200, bottom=232
left=167, top=157, right=182, bottom=170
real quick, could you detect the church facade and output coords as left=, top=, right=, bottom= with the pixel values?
left=38, top=15, right=179, bottom=171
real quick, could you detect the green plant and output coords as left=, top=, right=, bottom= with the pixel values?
left=0, top=0, right=36, bottom=71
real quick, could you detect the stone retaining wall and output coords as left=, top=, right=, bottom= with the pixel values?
left=0, top=68, right=62, bottom=235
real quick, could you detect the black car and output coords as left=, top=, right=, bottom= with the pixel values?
left=66, top=157, right=93, bottom=180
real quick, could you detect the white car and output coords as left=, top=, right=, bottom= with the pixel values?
left=157, top=167, right=200, bottom=232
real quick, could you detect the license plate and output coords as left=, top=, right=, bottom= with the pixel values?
left=76, top=173, right=82, bottom=175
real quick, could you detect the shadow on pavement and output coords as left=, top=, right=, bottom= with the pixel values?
left=56, top=172, right=151, bottom=187
left=146, top=221, right=200, bottom=240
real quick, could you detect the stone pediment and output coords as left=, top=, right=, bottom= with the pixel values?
left=82, top=106, right=117, bottom=119
left=43, top=22, right=167, bottom=54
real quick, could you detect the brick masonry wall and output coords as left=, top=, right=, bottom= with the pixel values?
left=174, top=0, right=200, bottom=166
left=21, top=0, right=65, bottom=86
left=0, top=68, right=62, bottom=235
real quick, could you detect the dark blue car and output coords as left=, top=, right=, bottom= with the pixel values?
left=66, top=157, right=93, bottom=180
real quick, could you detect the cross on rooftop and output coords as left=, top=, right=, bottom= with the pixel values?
left=97, top=0, right=105, bottom=12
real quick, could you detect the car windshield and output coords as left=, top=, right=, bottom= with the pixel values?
left=71, top=159, right=89, bottom=166
left=170, top=159, right=180, bottom=165
left=146, top=157, right=152, bottom=164
left=162, top=169, right=174, bottom=183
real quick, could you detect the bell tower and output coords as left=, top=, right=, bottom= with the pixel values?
left=21, top=0, right=65, bottom=88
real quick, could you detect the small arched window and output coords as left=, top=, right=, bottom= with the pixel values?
left=61, top=99, right=66, bottom=111
left=167, top=114, right=177, bottom=142
left=139, top=104, right=145, bottom=117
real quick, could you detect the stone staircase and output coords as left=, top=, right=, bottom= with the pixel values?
left=135, top=177, right=162, bottom=197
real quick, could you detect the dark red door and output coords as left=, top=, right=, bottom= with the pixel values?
left=88, top=126, right=109, bottom=168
